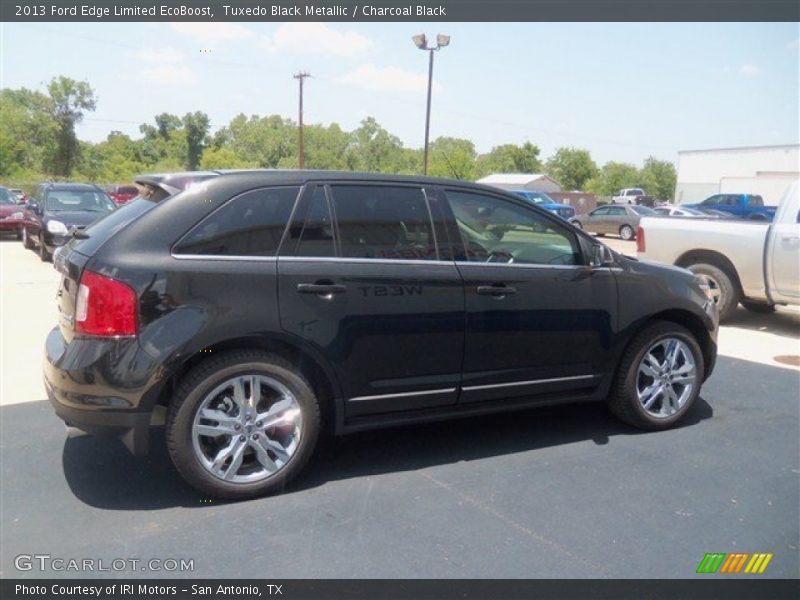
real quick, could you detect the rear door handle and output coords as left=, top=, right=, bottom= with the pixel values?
left=297, top=283, right=347, bottom=296
left=477, top=285, right=517, bottom=297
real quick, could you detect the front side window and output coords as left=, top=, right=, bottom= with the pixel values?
left=701, top=195, right=721, bottom=206
left=174, top=186, right=298, bottom=256
left=446, top=190, right=580, bottom=266
left=329, top=185, right=437, bottom=261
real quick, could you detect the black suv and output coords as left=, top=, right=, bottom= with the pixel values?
left=22, top=182, right=116, bottom=261
left=45, top=171, right=718, bottom=499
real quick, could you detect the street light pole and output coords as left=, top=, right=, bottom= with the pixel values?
left=422, top=48, right=434, bottom=176
left=413, top=34, right=449, bottom=176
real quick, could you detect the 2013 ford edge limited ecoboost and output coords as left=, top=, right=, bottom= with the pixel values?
left=45, top=171, right=718, bottom=499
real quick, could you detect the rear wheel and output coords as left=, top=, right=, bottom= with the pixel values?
left=15, top=227, right=22, bottom=241
left=740, top=300, right=775, bottom=314
left=686, top=263, right=738, bottom=321
left=166, top=350, right=321, bottom=500
left=608, top=321, right=704, bottom=430
left=619, top=224, right=635, bottom=241
left=22, top=227, right=33, bottom=249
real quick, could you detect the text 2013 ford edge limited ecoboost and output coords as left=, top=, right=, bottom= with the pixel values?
left=45, top=171, right=718, bottom=499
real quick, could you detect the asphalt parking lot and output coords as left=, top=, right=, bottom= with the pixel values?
left=1, top=235, right=798, bottom=579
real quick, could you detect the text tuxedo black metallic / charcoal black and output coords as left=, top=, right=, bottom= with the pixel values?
left=44, top=170, right=718, bottom=499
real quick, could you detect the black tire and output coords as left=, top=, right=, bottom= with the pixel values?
left=619, top=224, right=635, bottom=241
left=686, top=263, right=738, bottom=321
left=595, top=233, right=605, bottom=238
left=740, top=300, right=775, bottom=314
left=15, top=228, right=22, bottom=241
left=166, top=350, right=321, bottom=500
left=38, top=234, right=51, bottom=262
left=22, top=227, right=33, bottom=249
left=608, top=321, right=704, bottom=430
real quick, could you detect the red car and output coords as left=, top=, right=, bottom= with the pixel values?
left=0, top=186, right=24, bottom=239
left=105, top=184, right=139, bottom=205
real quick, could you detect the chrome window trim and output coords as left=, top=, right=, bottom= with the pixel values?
left=280, top=256, right=456, bottom=267
left=171, top=253, right=278, bottom=262
left=349, top=388, right=457, bottom=402
left=462, top=374, right=598, bottom=392
left=454, top=261, right=585, bottom=270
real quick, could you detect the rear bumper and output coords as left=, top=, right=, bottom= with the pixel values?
left=0, top=219, right=22, bottom=231
left=43, top=326, right=165, bottom=455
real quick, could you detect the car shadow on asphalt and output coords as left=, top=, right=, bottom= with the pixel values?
left=55, top=397, right=713, bottom=510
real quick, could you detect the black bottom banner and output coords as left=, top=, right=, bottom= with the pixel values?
left=2, top=579, right=799, bottom=600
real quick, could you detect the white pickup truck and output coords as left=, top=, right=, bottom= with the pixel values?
left=636, top=183, right=799, bottom=321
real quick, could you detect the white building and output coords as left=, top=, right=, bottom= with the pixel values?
left=675, top=144, right=799, bottom=205
left=476, top=173, right=563, bottom=193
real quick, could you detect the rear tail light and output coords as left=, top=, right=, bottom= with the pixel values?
left=636, top=226, right=645, bottom=253
left=75, top=270, right=138, bottom=336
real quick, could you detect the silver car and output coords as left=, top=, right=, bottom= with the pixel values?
left=570, top=204, right=657, bottom=240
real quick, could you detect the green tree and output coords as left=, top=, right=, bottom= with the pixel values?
left=639, top=156, right=677, bottom=201
left=199, top=146, right=258, bottom=170
left=545, top=147, right=598, bottom=191
left=346, top=117, right=407, bottom=173
left=585, top=161, right=641, bottom=197
left=46, top=76, right=97, bottom=176
left=182, top=111, right=210, bottom=171
left=476, top=142, right=542, bottom=178
left=428, top=137, right=477, bottom=180
left=0, top=88, right=57, bottom=177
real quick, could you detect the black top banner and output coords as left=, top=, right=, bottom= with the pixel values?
left=1, top=0, right=799, bottom=22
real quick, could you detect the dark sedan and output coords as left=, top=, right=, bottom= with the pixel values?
left=22, top=183, right=116, bottom=261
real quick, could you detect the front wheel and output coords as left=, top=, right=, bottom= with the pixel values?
left=22, top=227, right=33, bottom=249
left=38, top=234, right=51, bottom=262
left=619, top=224, right=635, bottom=241
left=166, top=350, right=321, bottom=500
left=608, top=321, right=704, bottom=430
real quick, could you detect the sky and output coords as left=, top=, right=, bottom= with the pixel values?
left=1, top=21, right=798, bottom=166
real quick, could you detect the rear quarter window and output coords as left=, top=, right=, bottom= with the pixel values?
left=174, top=186, right=299, bottom=257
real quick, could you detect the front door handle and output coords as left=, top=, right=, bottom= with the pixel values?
left=297, top=282, right=347, bottom=296
left=477, top=284, right=517, bottom=297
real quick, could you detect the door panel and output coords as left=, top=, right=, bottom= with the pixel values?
left=442, top=188, right=617, bottom=404
left=277, top=183, right=465, bottom=418
left=768, top=220, right=800, bottom=302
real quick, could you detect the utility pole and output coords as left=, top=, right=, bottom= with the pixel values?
left=293, top=71, right=310, bottom=169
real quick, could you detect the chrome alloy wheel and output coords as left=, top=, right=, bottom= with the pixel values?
left=191, top=375, right=302, bottom=483
left=636, top=338, right=697, bottom=418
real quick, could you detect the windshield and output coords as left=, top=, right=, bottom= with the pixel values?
left=514, top=191, right=554, bottom=204
left=0, top=188, right=13, bottom=204
left=45, top=190, right=116, bottom=213
left=631, top=206, right=656, bottom=215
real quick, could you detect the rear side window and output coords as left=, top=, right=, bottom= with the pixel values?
left=330, top=185, right=437, bottom=261
left=174, top=186, right=298, bottom=256
left=749, top=195, right=764, bottom=207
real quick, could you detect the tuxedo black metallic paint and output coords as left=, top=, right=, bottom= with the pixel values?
left=43, top=171, right=718, bottom=455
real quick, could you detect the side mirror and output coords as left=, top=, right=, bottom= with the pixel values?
left=590, top=244, right=614, bottom=268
